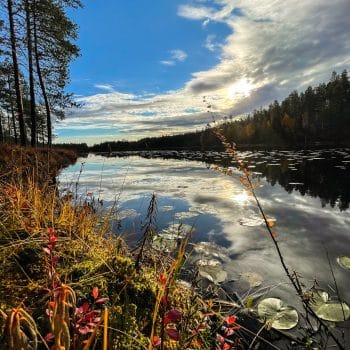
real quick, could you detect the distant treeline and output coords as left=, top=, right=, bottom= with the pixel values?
left=53, top=142, right=89, bottom=154
left=219, top=70, right=350, bottom=147
left=72, top=70, right=350, bottom=153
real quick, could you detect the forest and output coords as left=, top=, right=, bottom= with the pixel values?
left=0, top=0, right=81, bottom=147
left=90, top=70, right=350, bottom=152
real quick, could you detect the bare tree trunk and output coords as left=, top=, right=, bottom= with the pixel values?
left=6, top=109, right=12, bottom=143
left=7, top=78, right=18, bottom=144
left=33, top=0, right=52, bottom=147
left=7, top=0, right=27, bottom=146
left=25, top=0, right=37, bottom=147
left=0, top=113, right=4, bottom=143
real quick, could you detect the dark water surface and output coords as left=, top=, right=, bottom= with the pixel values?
left=59, top=149, right=350, bottom=311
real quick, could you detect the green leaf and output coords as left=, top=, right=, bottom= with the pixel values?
left=309, top=289, right=350, bottom=322
left=197, top=259, right=227, bottom=284
left=315, top=303, right=350, bottom=322
left=337, top=256, right=350, bottom=270
left=257, top=298, right=298, bottom=330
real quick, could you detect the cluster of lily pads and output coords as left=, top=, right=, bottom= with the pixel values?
left=152, top=218, right=350, bottom=333
left=256, top=255, right=350, bottom=330
left=152, top=223, right=193, bottom=252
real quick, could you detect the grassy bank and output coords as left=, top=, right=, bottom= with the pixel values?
left=0, top=144, right=78, bottom=183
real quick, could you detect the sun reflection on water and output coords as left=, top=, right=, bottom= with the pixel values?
left=232, top=191, right=250, bottom=205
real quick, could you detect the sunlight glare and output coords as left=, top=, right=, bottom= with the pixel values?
left=227, top=78, right=253, bottom=99
left=232, top=191, right=250, bottom=204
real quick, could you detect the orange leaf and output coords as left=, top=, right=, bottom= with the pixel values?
left=92, top=287, right=99, bottom=299
left=267, top=219, right=276, bottom=228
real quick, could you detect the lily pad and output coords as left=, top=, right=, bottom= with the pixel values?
left=197, top=259, right=227, bottom=284
left=240, top=271, right=263, bottom=288
left=238, top=216, right=264, bottom=227
left=189, top=205, right=217, bottom=215
left=117, top=209, right=139, bottom=220
left=174, top=211, right=199, bottom=220
left=337, top=256, right=350, bottom=270
left=309, top=289, right=350, bottom=322
left=314, top=303, right=350, bottom=322
left=152, top=235, right=178, bottom=252
left=257, top=298, right=298, bottom=330
left=193, top=242, right=226, bottom=260
left=161, top=205, right=175, bottom=212
left=162, top=223, right=193, bottom=237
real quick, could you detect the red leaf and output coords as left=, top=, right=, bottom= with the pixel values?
left=95, top=298, right=108, bottom=304
left=228, top=325, right=240, bottom=333
left=83, top=311, right=95, bottom=321
left=165, top=309, right=182, bottom=323
left=153, top=335, right=161, bottom=347
left=166, top=328, right=180, bottom=341
left=49, top=235, right=57, bottom=243
left=225, top=316, right=237, bottom=326
left=48, top=301, right=55, bottom=308
left=47, top=244, right=53, bottom=251
left=161, top=296, right=167, bottom=308
left=47, top=227, right=55, bottom=236
left=44, top=333, right=55, bottom=341
left=92, top=287, right=99, bottom=299
left=78, top=326, right=90, bottom=335
left=223, top=343, right=231, bottom=350
left=159, top=274, right=167, bottom=286
left=216, top=334, right=225, bottom=345
left=52, top=255, right=59, bottom=265
left=82, top=301, right=90, bottom=313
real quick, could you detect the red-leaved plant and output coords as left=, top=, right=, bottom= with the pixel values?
left=75, top=287, right=108, bottom=335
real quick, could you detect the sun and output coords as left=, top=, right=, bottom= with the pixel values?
left=227, top=78, right=253, bottom=99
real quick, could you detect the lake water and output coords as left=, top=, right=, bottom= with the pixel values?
left=59, top=149, right=350, bottom=311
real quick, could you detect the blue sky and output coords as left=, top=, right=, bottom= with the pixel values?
left=68, top=1, right=230, bottom=96
left=56, top=0, right=350, bottom=144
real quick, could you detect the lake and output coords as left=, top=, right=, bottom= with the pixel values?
left=59, top=149, right=350, bottom=312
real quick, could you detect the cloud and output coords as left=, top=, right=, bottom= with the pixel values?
left=160, top=60, right=176, bottom=66
left=57, top=0, right=350, bottom=144
left=160, top=49, right=188, bottom=66
left=94, top=84, right=115, bottom=92
left=170, top=49, right=188, bottom=62
left=204, top=34, right=221, bottom=52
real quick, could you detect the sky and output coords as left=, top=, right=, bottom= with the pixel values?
left=56, top=0, right=350, bottom=145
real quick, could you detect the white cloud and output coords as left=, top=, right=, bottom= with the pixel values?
left=160, top=60, right=176, bottom=66
left=94, top=84, right=115, bottom=92
left=160, top=49, right=188, bottom=66
left=170, top=49, right=188, bottom=62
left=205, top=34, right=221, bottom=52
left=57, top=0, right=350, bottom=144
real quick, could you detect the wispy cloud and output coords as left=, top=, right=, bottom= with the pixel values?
left=160, top=60, right=176, bottom=66
left=94, top=84, right=115, bottom=92
left=204, top=34, right=221, bottom=52
left=160, top=49, right=188, bottom=66
left=170, top=49, right=187, bottom=62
